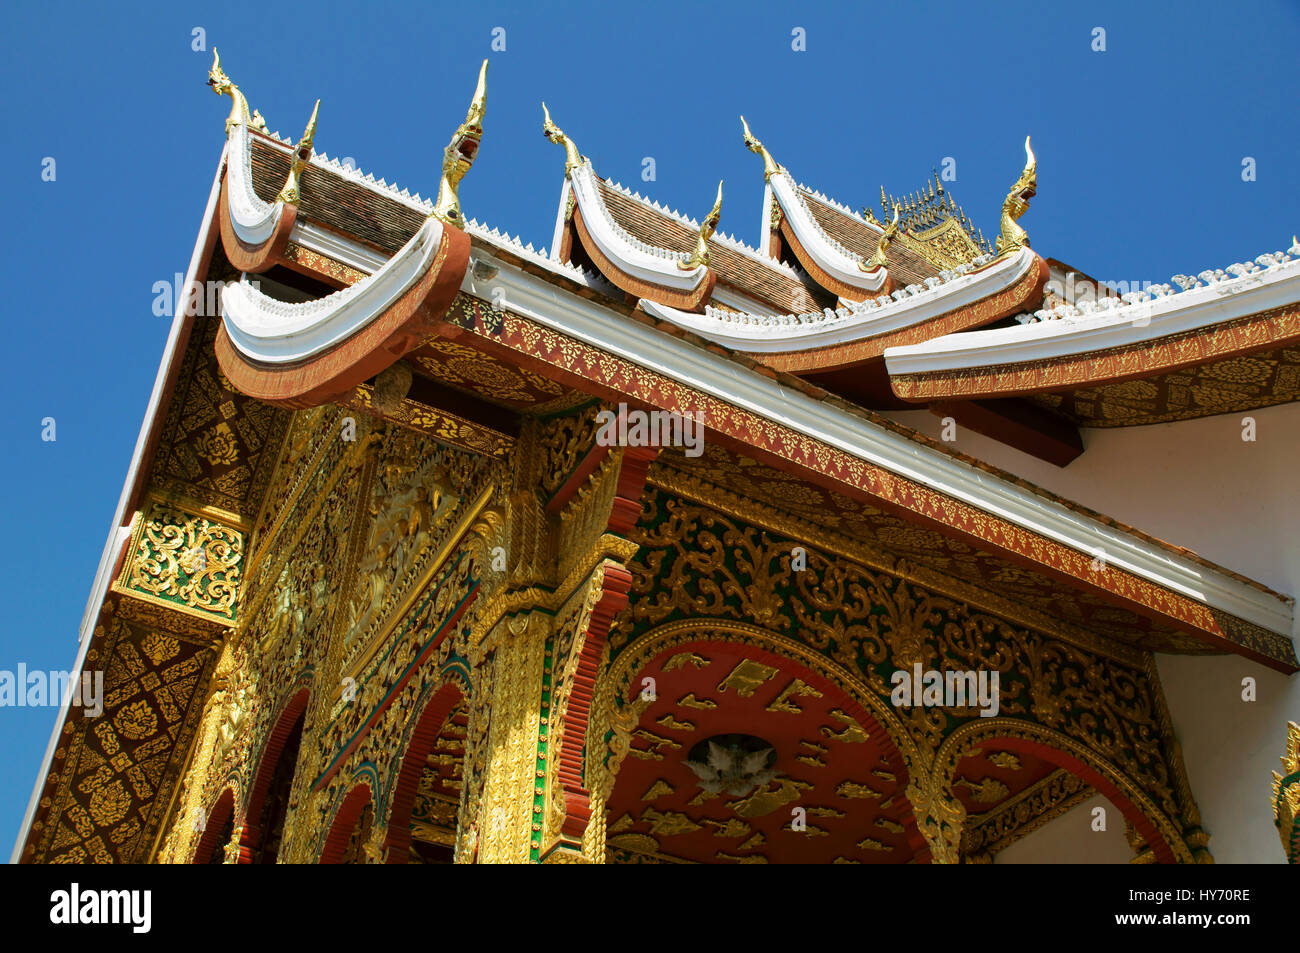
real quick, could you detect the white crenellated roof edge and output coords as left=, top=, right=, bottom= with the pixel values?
left=223, top=218, right=446, bottom=364
left=770, top=171, right=887, bottom=295
left=638, top=248, right=1026, bottom=352
left=885, top=242, right=1300, bottom=375
left=600, top=174, right=805, bottom=281
left=227, top=123, right=288, bottom=244
left=461, top=246, right=1294, bottom=641
left=568, top=161, right=707, bottom=291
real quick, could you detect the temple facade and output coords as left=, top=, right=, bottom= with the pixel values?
left=13, top=54, right=1300, bottom=864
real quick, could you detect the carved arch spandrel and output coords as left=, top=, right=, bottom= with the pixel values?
left=587, top=620, right=929, bottom=864
left=933, top=721, right=1195, bottom=864
left=596, top=488, right=1198, bottom=864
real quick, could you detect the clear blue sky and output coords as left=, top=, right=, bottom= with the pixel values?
left=2, top=0, right=1298, bottom=856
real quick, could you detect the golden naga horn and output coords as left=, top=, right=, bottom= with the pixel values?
left=542, top=102, right=585, bottom=178
left=996, top=134, right=1038, bottom=256
left=681, top=179, right=724, bottom=271
left=864, top=201, right=899, bottom=271
left=276, top=99, right=320, bottom=205
left=208, top=47, right=268, bottom=136
left=740, top=116, right=783, bottom=181
left=432, top=59, right=489, bottom=226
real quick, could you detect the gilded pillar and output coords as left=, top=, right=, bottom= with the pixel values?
left=475, top=612, right=550, bottom=863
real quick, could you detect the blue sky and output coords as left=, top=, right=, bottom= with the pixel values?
left=2, top=0, right=1298, bottom=856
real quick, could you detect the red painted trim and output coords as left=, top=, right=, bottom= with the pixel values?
left=778, top=215, right=891, bottom=303
left=764, top=254, right=1049, bottom=374
left=381, top=683, right=465, bottom=864
left=236, top=687, right=310, bottom=863
left=572, top=207, right=716, bottom=313
left=890, top=301, right=1300, bottom=402
left=982, top=737, right=1179, bottom=864
left=552, top=440, right=658, bottom=843
left=191, top=787, right=236, bottom=864
left=217, top=176, right=297, bottom=274
left=319, top=783, right=372, bottom=864
left=557, top=565, right=634, bottom=840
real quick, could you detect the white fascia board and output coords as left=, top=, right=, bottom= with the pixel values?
left=222, top=217, right=444, bottom=364
left=640, top=248, right=1034, bottom=352
left=461, top=250, right=1294, bottom=639
left=770, top=172, right=886, bottom=294
left=9, top=147, right=231, bottom=865
left=290, top=221, right=388, bottom=275
left=549, top=179, right=572, bottom=264
left=759, top=183, right=774, bottom=258
left=885, top=257, right=1300, bottom=375
left=568, top=163, right=707, bottom=291
left=710, top=285, right=780, bottom=319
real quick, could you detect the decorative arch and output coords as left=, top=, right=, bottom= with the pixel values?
left=236, top=686, right=311, bottom=863
left=590, top=619, right=928, bottom=863
left=381, top=680, right=466, bottom=864
left=192, top=786, right=237, bottom=864
left=935, top=719, right=1193, bottom=864
left=320, top=782, right=373, bottom=864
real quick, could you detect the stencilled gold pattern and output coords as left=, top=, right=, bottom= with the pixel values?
left=26, top=609, right=216, bottom=864
left=1030, top=344, right=1300, bottom=427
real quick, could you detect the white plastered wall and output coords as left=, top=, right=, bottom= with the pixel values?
left=996, top=794, right=1132, bottom=863
left=884, top=400, right=1300, bottom=863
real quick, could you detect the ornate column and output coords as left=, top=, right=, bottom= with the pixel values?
left=475, top=612, right=550, bottom=863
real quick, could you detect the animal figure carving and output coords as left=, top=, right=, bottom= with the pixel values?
left=996, top=136, right=1036, bottom=255
left=207, top=48, right=268, bottom=136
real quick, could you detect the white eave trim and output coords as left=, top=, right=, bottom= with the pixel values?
left=222, top=217, right=444, bottom=364
left=771, top=171, right=886, bottom=295
left=227, top=123, right=287, bottom=245
left=638, top=248, right=1035, bottom=352
left=461, top=250, right=1294, bottom=640
left=885, top=255, right=1300, bottom=375
left=569, top=162, right=708, bottom=291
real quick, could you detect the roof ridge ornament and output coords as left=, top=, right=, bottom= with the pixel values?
left=864, top=202, right=899, bottom=271
left=276, top=98, right=320, bottom=205
left=207, top=48, right=269, bottom=136
left=996, top=136, right=1037, bottom=256
left=680, top=180, right=723, bottom=270
left=740, top=116, right=785, bottom=181
left=542, top=102, right=585, bottom=178
left=432, top=59, right=488, bottom=226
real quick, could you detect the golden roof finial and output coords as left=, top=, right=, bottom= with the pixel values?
left=864, top=201, right=899, bottom=271
left=740, top=116, right=784, bottom=181
left=207, top=48, right=268, bottom=136
left=542, top=102, right=585, bottom=178
left=681, top=179, right=723, bottom=271
left=276, top=99, right=319, bottom=205
left=996, top=135, right=1037, bottom=256
left=432, top=59, right=489, bottom=226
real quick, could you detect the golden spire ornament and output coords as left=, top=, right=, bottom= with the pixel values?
left=276, top=98, right=320, bottom=205
left=740, top=116, right=785, bottom=181
left=542, top=102, right=586, bottom=178
left=432, top=59, right=489, bottom=226
left=207, top=48, right=268, bottom=136
left=996, top=135, right=1037, bottom=255
left=864, top=201, right=899, bottom=271
left=680, top=180, right=723, bottom=270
